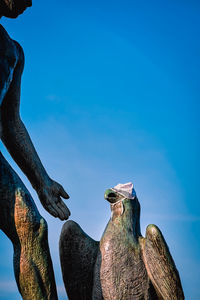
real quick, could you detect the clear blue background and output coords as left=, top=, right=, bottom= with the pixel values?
left=0, top=0, right=199, bottom=299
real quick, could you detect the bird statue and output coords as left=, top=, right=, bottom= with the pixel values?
left=59, top=182, right=184, bottom=300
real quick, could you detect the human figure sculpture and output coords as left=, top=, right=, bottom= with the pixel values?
left=0, top=1, right=70, bottom=298
left=59, top=182, right=184, bottom=300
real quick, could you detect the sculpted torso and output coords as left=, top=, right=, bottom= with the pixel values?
left=0, top=24, right=23, bottom=138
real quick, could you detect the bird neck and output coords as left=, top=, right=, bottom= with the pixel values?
left=110, top=199, right=141, bottom=242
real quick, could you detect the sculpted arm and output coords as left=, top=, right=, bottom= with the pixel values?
left=1, top=42, right=70, bottom=220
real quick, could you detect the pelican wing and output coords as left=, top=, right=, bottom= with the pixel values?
left=140, top=224, right=184, bottom=300
left=59, top=220, right=99, bottom=300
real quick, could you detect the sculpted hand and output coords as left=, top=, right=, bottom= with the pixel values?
left=38, top=179, right=70, bottom=220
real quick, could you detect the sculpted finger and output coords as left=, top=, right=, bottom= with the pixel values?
left=57, top=201, right=70, bottom=219
left=47, top=204, right=59, bottom=218
left=59, top=186, right=70, bottom=199
left=58, top=199, right=70, bottom=214
left=55, top=201, right=69, bottom=220
left=50, top=198, right=66, bottom=220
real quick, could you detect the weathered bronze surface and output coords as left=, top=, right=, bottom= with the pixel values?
left=0, top=21, right=70, bottom=220
left=0, top=0, right=32, bottom=19
left=60, top=221, right=99, bottom=300
left=0, top=153, right=58, bottom=299
left=0, top=1, right=70, bottom=298
left=60, top=186, right=184, bottom=300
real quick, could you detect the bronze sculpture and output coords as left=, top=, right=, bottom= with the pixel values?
left=60, top=183, right=184, bottom=300
left=0, top=0, right=70, bottom=298
left=0, top=2, right=185, bottom=299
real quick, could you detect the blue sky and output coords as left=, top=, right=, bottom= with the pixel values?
left=0, top=0, right=199, bottom=299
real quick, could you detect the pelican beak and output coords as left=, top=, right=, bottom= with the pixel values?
left=104, top=189, right=117, bottom=204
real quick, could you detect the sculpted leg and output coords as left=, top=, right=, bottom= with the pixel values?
left=0, top=152, right=58, bottom=300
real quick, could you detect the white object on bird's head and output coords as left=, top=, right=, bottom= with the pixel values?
left=111, top=182, right=136, bottom=200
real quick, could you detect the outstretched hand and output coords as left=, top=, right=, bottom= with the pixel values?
left=38, top=179, right=70, bottom=220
